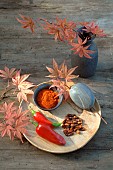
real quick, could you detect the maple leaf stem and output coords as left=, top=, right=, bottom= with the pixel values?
left=0, top=95, right=16, bottom=102
left=39, top=18, right=52, bottom=24
left=60, top=81, right=70, bottom=90
left=65, top=83, right=71, bottom=90
left=19, top=100, right=23, bottom=108
left=7, top=80, right=10, bottom=87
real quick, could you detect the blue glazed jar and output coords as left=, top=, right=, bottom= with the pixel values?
left=71, top=27, right=98, bottom=78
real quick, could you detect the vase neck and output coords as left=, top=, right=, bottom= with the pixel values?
left=77, top=26, right=96, bottom=42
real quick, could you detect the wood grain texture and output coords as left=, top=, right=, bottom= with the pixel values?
left=0, top=0, right=113, bottom=169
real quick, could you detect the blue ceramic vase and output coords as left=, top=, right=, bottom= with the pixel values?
left=71, top=28, right=98, bottom=78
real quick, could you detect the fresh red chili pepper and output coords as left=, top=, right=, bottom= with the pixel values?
left=30, top=108, right=61, bottom=128
left=36, top=123, right=66, bottom=145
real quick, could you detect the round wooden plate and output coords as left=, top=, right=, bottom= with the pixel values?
left=22, top=82, right=101, bottom=153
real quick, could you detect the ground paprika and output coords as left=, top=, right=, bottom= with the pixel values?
left=37, top=89, right=59, bottom=109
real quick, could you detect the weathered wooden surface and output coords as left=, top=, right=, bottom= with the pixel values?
left=0, top=0, right=113, bottom=169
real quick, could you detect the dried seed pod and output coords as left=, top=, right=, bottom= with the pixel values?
left=76, top=130, right=80, bottom=134
left=80, top=127, right=86, bottom=131
left=74, top=128, right=77, bottom=132
left=62, top=119, right=66, bottom=124
left=71, top=123, right=75, bottom=127
left=67, top=132, right=74, bottom=136
left=62, top=113, right=86, bottom=137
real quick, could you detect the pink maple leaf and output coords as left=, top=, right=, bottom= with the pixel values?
left=12, top=71, right=34, bottom=102
left=0, top=102, right=30, bottom=142
left=59, top=61, right=79, bottom=82
left=13, top=108, right=30, bottom=143
left=0, top=66, right=16, bottom=80
left=12, top=71, right=34, bottom=90
left=17, top=89, right=33, bottom=102
left=0, top=124, right=14, bottom=140
left=50, top=80, right=69, bottom=100
left=12, top=71, right=28, bottom=88
left=0, top=102, right=16, bottom=114
left=46, top=58, right=61, bottom=78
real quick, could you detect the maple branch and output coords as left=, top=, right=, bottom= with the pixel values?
left=19, top=100, right=23, bottom=108
left=0, top=94, right=17, bottom=102
left=39, top=18, right=52, bottom=24
left=60, top=80, right=71, bottom=90
left=64, top=83, right=71, bottom=90
left=39, top=18, right=77, bottom=35
left=0, top=86, right=15, bottom=100
left=96, top=111, right=107, bottom=124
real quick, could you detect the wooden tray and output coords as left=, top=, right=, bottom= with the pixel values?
left=22, top=82, right=101, bottom=153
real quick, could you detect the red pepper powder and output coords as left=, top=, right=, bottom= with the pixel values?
left=37, top=89, right=59, bottom=109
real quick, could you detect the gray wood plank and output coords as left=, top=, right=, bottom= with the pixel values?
left=0, top=148, right=113, bottom=170
left=0, top=0, right=113, bottom=169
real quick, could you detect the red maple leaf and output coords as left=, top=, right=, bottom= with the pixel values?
left=56, top=18, right=76, bottom=30
left=83, top=21, right=106, bottom=37
left=17, top=14, right=35, bottom=33
left=79, top=21, right=90, bottom=27
left=71, top=37, right=94, bottom=58
left=0, top=66, right=16, bottom=80
left=56, top=18, right=76, bottom=42
left=42, top=17, right=76, bottom=42
left=42, top=20, right=64, bottom=41
left=64, top=29, right=76, bottom=42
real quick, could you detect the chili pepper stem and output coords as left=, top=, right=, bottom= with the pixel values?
left=29, top=106, right=36, bottom=116
left=52, top=122, right=62, bottom=127
left=30, top=120, right=38, bottom=126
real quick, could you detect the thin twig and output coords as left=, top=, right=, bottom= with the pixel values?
left=19, top=100, right=23, bottom=108
left=91, top=107, right=107, bottom=124
left=96, top=111, right=107, bottom=124
left=0, top=87, right=14, bottom=98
